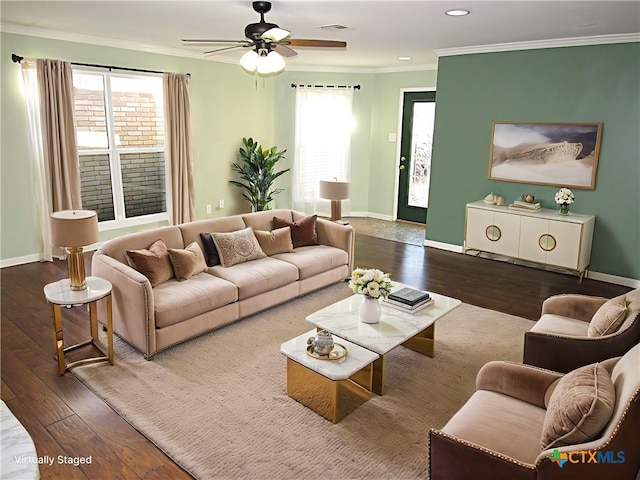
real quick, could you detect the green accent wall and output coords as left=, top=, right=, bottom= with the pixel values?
left=427, top=43, right=640, bottom=279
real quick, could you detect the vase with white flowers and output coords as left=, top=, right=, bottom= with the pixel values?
left=555, top=188, right=575, bottom=215
left=349, top=268, right=393, bottom=324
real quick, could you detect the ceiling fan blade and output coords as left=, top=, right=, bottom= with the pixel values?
left=203, top=44, right=252, bottom=56
left=182, top=39, right=249, bottom=45
left=287, top=39, right=347, bottom=48
left=272, top=44, right=298, bottom=58
left=261, top=27, right=290, bottom=42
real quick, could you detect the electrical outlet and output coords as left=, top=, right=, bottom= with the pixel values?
left=206, top=204, right=212, bottom=214
left=218, top=199, right=225, bottom=209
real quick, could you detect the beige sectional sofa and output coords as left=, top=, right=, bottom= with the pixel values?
left=92, top=209, right=354, bottom=359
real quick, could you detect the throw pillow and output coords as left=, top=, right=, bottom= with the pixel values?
left=254, top=226, right=294, bottom=256
left=199, top=232, right=221, bottom=267
left=588, top=295, right=627, bottom=337
left=168, top=242, right=208, bottom=281
left=273, top=215, right=318, bottom=248
left=541, top=363, right=615, bottom=450
left=126, top=239, right=174, bottom=287
left=211, top=227, right=266, bottom=267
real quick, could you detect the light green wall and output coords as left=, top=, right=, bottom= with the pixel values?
left=368, top=70, right=437, bottom=217
left=2, top=32, right=637, bottom=281
left=1, top=32, right=274, bottom=260
left=427, top=43, right=640, bottom=279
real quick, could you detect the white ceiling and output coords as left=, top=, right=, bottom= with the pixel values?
left=2, top=1, right=639, bottom=71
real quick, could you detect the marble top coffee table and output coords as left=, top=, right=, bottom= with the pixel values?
left=306, top=283, right=461, bottom=394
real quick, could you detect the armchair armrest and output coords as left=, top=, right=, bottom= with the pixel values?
left=429, top=429, right=535, bottom=480
left=92, top=251, right=156, bottom=358
left=476, top=361, right=562, bottom=408
left=541, top=294, right=607, bottom=322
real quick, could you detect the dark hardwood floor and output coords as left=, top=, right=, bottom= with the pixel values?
left=1, top=234, right=631, bottom=479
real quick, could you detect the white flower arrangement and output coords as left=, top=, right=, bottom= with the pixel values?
left=349, top=268, right=393, bottom=299
left=555, top=188, right=575, bottom=205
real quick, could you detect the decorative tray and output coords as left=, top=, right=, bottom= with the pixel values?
left=306, top=343, right=348, bottom=361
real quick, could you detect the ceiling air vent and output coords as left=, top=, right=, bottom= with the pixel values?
left=317, top=24, right=349, bottom=30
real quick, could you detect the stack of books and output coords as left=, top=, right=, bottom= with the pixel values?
left=383, top=287, right=434, bottom=313
left=508, top=200, right=541, bottom=211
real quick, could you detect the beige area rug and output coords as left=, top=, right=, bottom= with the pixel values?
left=73, top=283, right=535, bottom=480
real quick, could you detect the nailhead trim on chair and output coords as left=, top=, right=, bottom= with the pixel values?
left=429, top=428, right=536, bottom=470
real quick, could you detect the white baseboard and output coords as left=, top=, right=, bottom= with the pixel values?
left=0, top=253, right=43, bottom=268
left=424, top=241, right=639, bottom=288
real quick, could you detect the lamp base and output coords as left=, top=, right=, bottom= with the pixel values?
left=330, top=200, right=342, bottom=222
left=66, top=247, right=87, bottom=291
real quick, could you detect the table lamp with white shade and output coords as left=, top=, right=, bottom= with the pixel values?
left=319, top=179, right=350, bottom=223
left=50, top=210, right=99, bottom=291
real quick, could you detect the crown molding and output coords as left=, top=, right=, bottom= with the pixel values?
left=435, top=33, right=640, bottom=57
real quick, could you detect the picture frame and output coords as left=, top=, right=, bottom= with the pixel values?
left=488, top=121, right=602, bottom=189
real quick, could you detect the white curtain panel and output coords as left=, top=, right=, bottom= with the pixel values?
left=293, top=87, right=353, bottom=216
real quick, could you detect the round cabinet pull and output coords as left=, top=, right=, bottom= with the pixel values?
left=539, top=234, right=557, bottom=252
left=399, top=165, right=405, bottom=170
left=485, top=225, right=501, bottom=242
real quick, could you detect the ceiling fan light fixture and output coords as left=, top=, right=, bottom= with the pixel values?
left=240, top=50, right=259, bottom=72
left=257, top=50, right=285, bottom=75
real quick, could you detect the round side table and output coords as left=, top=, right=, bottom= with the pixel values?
left=43, top=276, right=114, bottom=375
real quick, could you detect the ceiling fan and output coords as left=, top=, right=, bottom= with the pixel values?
left=182, top=1, right=347, bottom=75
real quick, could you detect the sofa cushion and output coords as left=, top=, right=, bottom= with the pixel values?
left=530, top=314, right=589, bottom=337
left=441, top=390, right=546, bottom=465
left=541, top=363, right=615, bottom=450
left=153, top=273, right=238, bottom=328
left=241, top=209, right=293, bottom=231
left=588, top=295, right=628, bottom=337
left=211, top=227, right=266, bottom=267
left=126, top=239, right=174, bottom=287
left=273, top=215, right=319, bottom=248
left=168, top=242, right=208, bottom=281
left=199, top=233, right=221, bottom=267
left=209, top=257, right=298, bottom=300
left=273, top=245, right=348, bottom=280
left=254, top=227, right=294, bottom=256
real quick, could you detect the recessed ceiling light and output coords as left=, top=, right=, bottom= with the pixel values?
left=446, top=9, right=470, bottom=16
left=398, top=56, right=412, bottom=61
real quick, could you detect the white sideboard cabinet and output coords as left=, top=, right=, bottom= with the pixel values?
left=464, top=201, right=595, bottom=280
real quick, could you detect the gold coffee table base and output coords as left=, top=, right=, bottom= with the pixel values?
left=286, top=358, right=373, bottom=423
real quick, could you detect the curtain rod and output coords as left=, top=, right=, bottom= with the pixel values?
left=291, top=83, right=360, bottom=90
left=11, top=54, right=190, bottom=76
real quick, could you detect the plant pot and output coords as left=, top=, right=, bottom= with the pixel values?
left=359, top=296, right=381, bottom=324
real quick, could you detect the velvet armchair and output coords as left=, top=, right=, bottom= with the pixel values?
left=523, top=289, right=640, bottom=373
left=429, top=344, right=640, bottom=480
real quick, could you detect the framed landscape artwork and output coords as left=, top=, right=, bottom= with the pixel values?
left=488, top=122, right=602, bottom=189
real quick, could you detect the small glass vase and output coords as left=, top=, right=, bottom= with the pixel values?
left=559, top=204, right=570, bottom=216
left=359, top=296, right=381, bottom=324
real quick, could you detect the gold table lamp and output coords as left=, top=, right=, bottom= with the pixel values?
left=50, top=210, right=99, bottom=291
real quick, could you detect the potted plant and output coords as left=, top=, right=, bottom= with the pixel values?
left=230, top=137, right=290, bottom=211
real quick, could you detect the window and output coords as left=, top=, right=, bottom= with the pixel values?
left=293, top=87, right=354, bottom=215
left=73, top=71, right=167, bottom=225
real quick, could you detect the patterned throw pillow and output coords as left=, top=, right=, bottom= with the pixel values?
left=168, top=242, right=208, bottom=280
left=126, top=239, right=174, bottom=287
left=541, top=363, right=615, bottom=450
left=273, top=215, right=318, bottom=248
left=211, top=227, right=266, bottom=267
left=254, top=227, right=294, bottom=256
